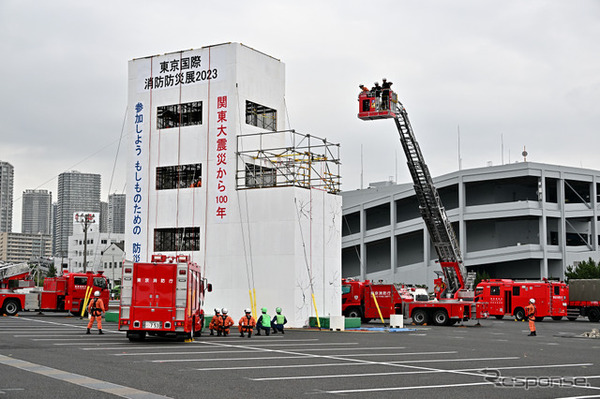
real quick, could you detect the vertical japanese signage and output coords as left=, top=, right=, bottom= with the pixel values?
left=131, top=102, right=145, bottom=261
left=214, top=95, right=229, bottom=221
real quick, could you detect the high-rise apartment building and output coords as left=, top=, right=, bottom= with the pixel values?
left=0, top=161, right=14, bottom=233
left=21, top=189, right=52, bottom=235
left=108, top=193, right=126, bottom=234
left=100, top=201, right=108, bottom=233
left=55, top=171, right=101, bottom=260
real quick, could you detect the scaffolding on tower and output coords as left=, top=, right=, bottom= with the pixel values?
left=236, top=130, right=341, bottom=194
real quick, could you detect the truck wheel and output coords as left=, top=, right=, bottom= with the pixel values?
left=567, top=316, right=578, bottom=321
left=433, top=309, right=449, bottom=326
left=345, top=308, right=362, bottom=320
left=494, top=315, right=504, bottom=320
left=588, top=308, right=600, bottom=322
left=127, top=331, right=146, bottom=342
left=2, top=300, right=20, bottom=316
left=514, top=308, right=525, bottom=321
left=551, top=316, right=563, bottom=321
left=535, top=317, right=544, bottom=322
left=412, top=309, right=428, bottom=325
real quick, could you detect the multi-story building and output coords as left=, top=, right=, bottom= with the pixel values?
left=0, top=232, right=52, bottom=263
left=0, top=161, right=14, bottom=233
left=99, top=241, right=125, bottom=288
left=108, top=194, right=126, bottom=234
left=55, top=171, right=101, bottom=262
left=99, top=201, right=108, bottom=233
left=342, top=162, right=600, bottom=287
left=21, top=189, right=52, bottom=235
left=125, top=43, right=342, bottom=326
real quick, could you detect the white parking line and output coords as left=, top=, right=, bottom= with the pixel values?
left=250, top=363, right=594, bottom=381
left=0, top=354, right=172, bottom=399
left=326, top=381, right=493, bottom=394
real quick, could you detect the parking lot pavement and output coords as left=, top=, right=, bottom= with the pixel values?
left=0, top=314, right=599, bottom=398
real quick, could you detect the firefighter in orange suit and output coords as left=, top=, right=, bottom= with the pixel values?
left=238, top=308, right=256, bottom=338
left=217, top=308, right=235, bottom=336
left=86, top=291, right=105, bottom=335
left=209, top=308, right=221, bottom=336
left=526, top=298, right=536, bottom=336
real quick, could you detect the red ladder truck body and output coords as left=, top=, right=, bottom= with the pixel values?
left=357, top=84, right=489, bottom=325
left=0, top=262, right=109, bottom=316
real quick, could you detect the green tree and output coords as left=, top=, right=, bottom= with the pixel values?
left=565, top=257, right=600, bottom=281
left=47, top=264, right=57, bottom=278
left=473, top=270, right=491, bottom=289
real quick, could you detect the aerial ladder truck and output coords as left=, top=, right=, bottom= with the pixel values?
left=357, top=84, right=488, bottom=325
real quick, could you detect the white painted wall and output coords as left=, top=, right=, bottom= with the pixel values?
left=126, top=43, right=341, bottom=327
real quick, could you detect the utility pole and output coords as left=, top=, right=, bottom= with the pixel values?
left=76, top=213, right=96, bottom=273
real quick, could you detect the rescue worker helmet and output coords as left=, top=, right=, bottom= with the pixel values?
left=244, top=308, right=251, bottom=313
left=221, top=308, right=228, bottom=314
left=276, top=307, right=282, bottom=314
left=214, top=308, right=221, bottom=314
left=94, top=291, right=100, bottom=297
left=530, top=298, right=535, bottom=304
left=261, top=307, right=267, bottom=313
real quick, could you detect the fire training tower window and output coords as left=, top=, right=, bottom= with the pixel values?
left=245, top=163, right=276, bottom=188
left=156, top=163, right=202, bottom=190
left=157, top=101, right=202, bottom=129
left=154, top=227, right=200, bottom=252
left=245, top=101, right=277, bottom=131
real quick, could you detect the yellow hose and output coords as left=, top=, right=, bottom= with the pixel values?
left=80, top=286, right=92, bottom=317
left=371, top=292, right=386, bottom=325
left=312, top=293, right=321, bottom=329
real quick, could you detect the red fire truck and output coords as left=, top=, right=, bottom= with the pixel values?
left=357, top=83, right=489, bottom=326
left=342, top=279, right=415, bottom=321
left=0, top=262, right=110, bottom=316
left=476, top=279, right=568, bottom=321
left=119, top=254, right=211, bottom=341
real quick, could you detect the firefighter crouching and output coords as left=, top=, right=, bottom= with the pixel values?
left=526, top=298, right=537, bottom=336
left=271, top=307, right=287, bottom=334
left=217, top=308, right=234, bottom=336
left=256, top=307, right=272, bottom=336
left=86, top=291, right=105, bottom=335
left=238, top=308, right=256, bottom=338
left=209, top=308, right=221, bottom=336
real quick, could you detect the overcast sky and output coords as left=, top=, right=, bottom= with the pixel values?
left=1, top=0, right=599, bottom=232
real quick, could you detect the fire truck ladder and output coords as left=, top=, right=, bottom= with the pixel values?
left=0, top=262, right=30, bottom=282
left=393, top=106, right=470, bottom=296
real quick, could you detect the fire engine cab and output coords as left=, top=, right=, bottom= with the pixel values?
left=119, top=254, right=211, bottom=341
left=476, top=279, right=568, bottom=321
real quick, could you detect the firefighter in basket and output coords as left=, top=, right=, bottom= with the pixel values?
left=271, top=307, right=287, bottom=334
left=86, top=291, right=105, bottom=335
left=256, top=307, right=272, bottom=336
left=238, top=308, right=256, bottom=338
left=209, top=308, right=221, bottom=336
left=217, top=308, right=234, bottom=336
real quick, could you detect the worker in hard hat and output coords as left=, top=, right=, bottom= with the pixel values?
left=238, top=308, right=256, bottom=338
left=271, top=307, right=287, bottom=334
left=208, top=308, right=221, bottom=336
left=526, top=298, right=537, bottom=336
left=86, top=291, right=105, bottom=335
left=255, top=307, right=272, bottom=336
left=217, top=308, right=234, bottom=337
